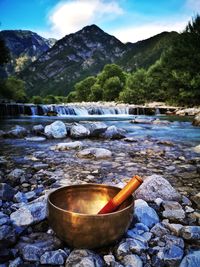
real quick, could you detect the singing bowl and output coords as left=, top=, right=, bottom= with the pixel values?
left=48, top=184, right=134, bottom=249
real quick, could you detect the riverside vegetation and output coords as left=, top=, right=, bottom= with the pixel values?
left=0, top=15, right=200, bottom=106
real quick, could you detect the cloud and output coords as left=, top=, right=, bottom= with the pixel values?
left=45, top=0, right=123, bottom=38
left=111, top=20, right=188, bottom=43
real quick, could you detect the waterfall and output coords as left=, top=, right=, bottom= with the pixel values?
left=155, top=108, right=161, bottom=115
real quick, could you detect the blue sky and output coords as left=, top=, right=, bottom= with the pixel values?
left=0, top=0, right=199, bottom=42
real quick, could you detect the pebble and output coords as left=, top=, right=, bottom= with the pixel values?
left=162, top=201, right=185, bottom=221
left=120, top=254, right=143, bottom=267
left=40, top=249, right=68, bottom=265
left=180, top=226, right=200, bottom=241
left=179, top=251, right=200, bottom=267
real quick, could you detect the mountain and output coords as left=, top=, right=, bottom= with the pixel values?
left=117, top=31, right=178, bottom=71
left=0, top=30, right=56, bottom=76
left=20, top=25, right=126, bottom=96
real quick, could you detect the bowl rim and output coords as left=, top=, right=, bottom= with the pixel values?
left=48, top=183, right=134, bottom=217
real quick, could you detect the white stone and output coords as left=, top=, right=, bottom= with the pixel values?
left=44, top=121, right=67, bottom=139
left=77, top=147, right=112, bottom=159
left=135, top=175, right=181, bottom=201
left=51, top=141, right=83, bottom=151
left=70, top=123, right=90, bottom=138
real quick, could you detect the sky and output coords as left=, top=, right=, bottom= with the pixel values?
left=0, top=0, right=199, bottom=43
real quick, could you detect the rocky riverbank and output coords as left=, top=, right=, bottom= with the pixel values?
left=0, top=120, right=200, bottom=266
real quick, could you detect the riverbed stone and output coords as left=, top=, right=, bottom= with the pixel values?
left=7, top=168, right=26, bottom=185
left=179, top=251, right=200, bottom=267
left=162, top=201, right=185, bottom=221
left=0, top=183, right=16, bottom=201
left=51, top=141, right=83, bottom=151
left=10, top=198, right=47, bottom=227
left=135, top=175, right=181, bottom=202
left=40, top=249, right=68, bottom=265
left=101, top=125, right=126, bottom=139
left=77, top=147, right=112, bottom=159
left=17, top=232, right=62, bottom=262
left=25, top=136, right=46, bottom=142
left=85, top=122, right=107, bottom=137
left=116, top=237, right=148, bottom=259
left=120, top=254, right=143, bottom=267
left=13, top=191, right=28, bottom=203
left=7, top=125, right=28, bottom=138
left=0, top=224, right=17, bottom=249
left=163, top=222, right=183, bottom=236
left=153, top=245, right=184, bottom=267
left=193, top=144, right=200, bottom=153
left=192, top=112, right=200, bottom=126
left=192, top=192, right=200, bottom=208
left=65, top=249, right=103, bottom=267
left=32, top=124, right=44, bottom=134
left=70, top=123, right=90, bottom=138
left=44, top=120, right=67, bottom=139
left=180, top=226, right=200, bottom=241
left=150, top=223, right=170, bottom=237
left=8, top=257, right=23, bottom=267
left=134, top=199, right=159, bottom=228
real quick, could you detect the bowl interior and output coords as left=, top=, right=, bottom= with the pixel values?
left=49, top=184, right=132, bottom=215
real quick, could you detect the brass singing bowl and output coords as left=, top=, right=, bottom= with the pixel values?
left=48, top=184, right=134, bottom=249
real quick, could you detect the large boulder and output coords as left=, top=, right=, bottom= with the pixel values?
left=135, top=175, right=181, bottom=202
left=70, top=123, right=90, bottom=138
left=101, top=125, right=126, bottom=139
left=77, top=147, right=112, bottom=159
left=7, top=125, right=28, bottom=138
left=44, top=121, right=67, bottom=139
left=193, top=113, right=200, bottom=126
left=7, top=168, right=26, bottom=185
left=84, top=122, right=107, bottom=137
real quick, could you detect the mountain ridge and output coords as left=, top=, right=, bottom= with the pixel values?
left=0, top=25, right=178, bottom=97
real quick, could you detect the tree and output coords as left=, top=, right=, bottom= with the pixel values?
left=0, top=76, right=26, bottom=102
left=103, top=76, right=122, bottom=101
left=89, top=83, right=103, bottom=101
left=31, top=95, right=43, bottom=104
left=119, top=69, right=147, bottom=104
left=75, top=76, right=96, bottom=101
left=43, top=95, right=58, bottom=104
left=66, top=91, right=77, bottom=103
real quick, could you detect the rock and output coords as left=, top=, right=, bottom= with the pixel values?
left=0, top=212, right=10, bottom=226
left=192, top=192, right=200, bottom=208
left=150, top=223, right=170, bottom=237
left=163, top=222, right=183, bottom=236
left=17, top=232, right=62, bottom=262
left=135, top=175, right=181, bottom=202
left=123, top=137, right=138, bottom=142
left=116, top=237, right=148, bottom=259
left=192, top=113, right=200, bottom=126
left=10, top=198, right=47, bottom=227
left=65, top=249, right=103, bottom=267
left=40, top=249, right=68, bottom=265
left=131, top=118, right=154, bottom=124
left=7, top=168, right=26, bottom=185
left=44, top=120, right=67, bottom=139
left=101, top=125, right=126, bottom=139
left=7, top=125, right=28, bottom=138
left=162, top=201, right=185, bottom=221
left=120, top=254, right=143, bottom=267
left=179, top=251, right=200, bottom=267
left=157, top=140, right=174, bottom=146
left=0, top=183, right=16, bottom=201
left=0, top=225, right=17, bottom=249
left=193, top=145, right=200, bottom=153
left=32, top=124, right=44, bottom=134
left=13, top=191, right=28, bottom=203
left=152, top=119, right=170, bottom=125
left=103, top=255, right=116, bottom=266
left=77, top=147, right=112, bottom=159
left=154, top=245, right=184, bottom=266
left=9, top=257, right=23, bottom=267
left=70, top=123, right=90, bottom=138
left=85, top=122, right=107, bottom=137
left=33, top=163, right=49, bottom=170
left=180, top=226, right=200, bottom=241
left=25, top=136, right=46, bottom=141
left=51, top=141, right=83, bottom=151
left=134, top=199, right=159, bottom=228
left=163, top=234, right=184, bottom=249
